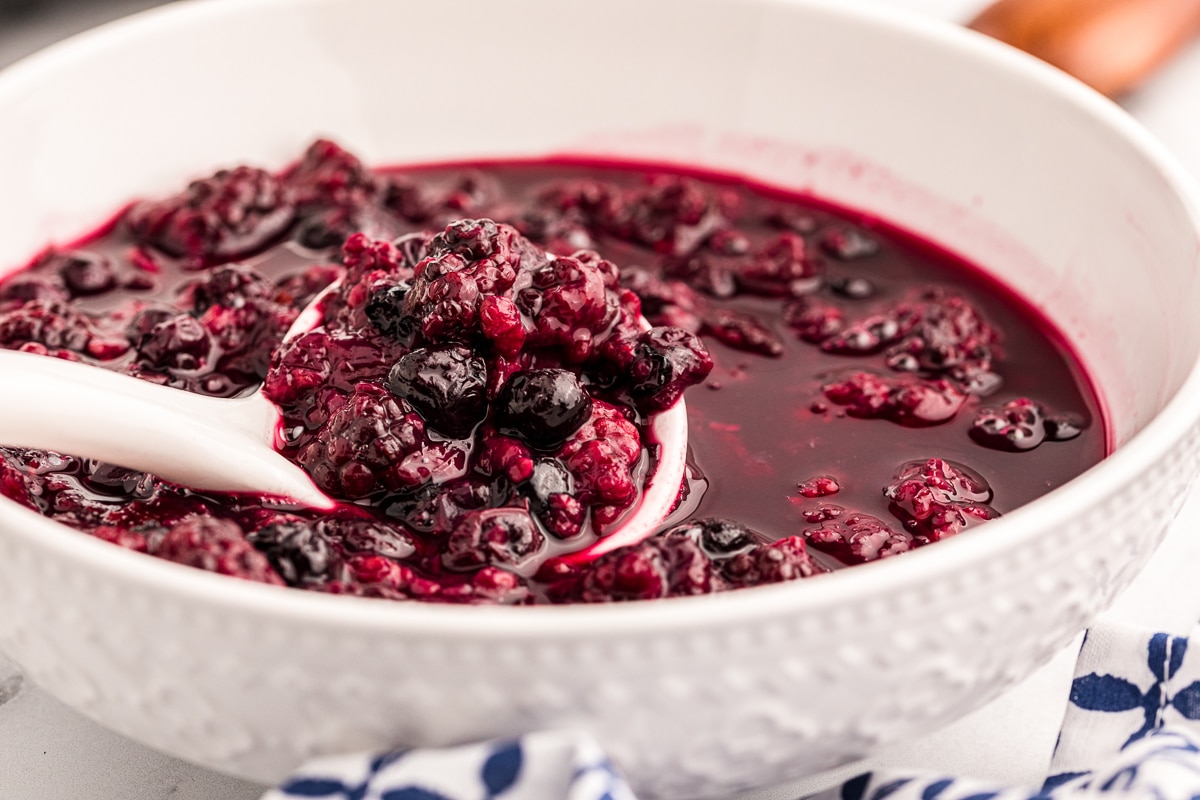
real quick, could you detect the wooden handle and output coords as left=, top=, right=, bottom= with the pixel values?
left=969, top=0, right=1200, bottom=97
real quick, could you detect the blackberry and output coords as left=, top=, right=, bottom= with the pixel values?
left=296, top=383, right=429, bottom=499
left=0, top=273, right=67, bottom=310
left=884, top=458, right=998, bottom=543
left=546, top=536, right=721, bottom=603
left=721, top=536, right=823, bottom=585
left=154, top=516, right=283, bottom=585
left=823, top=372, right=967, bottom=426
left=283, top=138, right=379, bottom=210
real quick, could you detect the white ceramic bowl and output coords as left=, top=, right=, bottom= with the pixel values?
left=1, top=1, right=1199, bottom=798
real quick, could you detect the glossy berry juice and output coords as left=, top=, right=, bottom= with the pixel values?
left=0, top=141, right=1105, bottom=602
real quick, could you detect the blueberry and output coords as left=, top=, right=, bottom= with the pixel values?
left=666, top=518, right=758, bottom=559
left=526, top=458, right=572, bottom=504
left=386, top=345, right=487, bottom=439
left=381, top=483, right=442, bottom=534
left=829, top=276, right=875, bottom=300
left=494, top=369, right=592, bottom=450
left=1046, top=414, right=1084, bottom=441
left=59, top=252, right=116, bottom=297
left=627, top=327, right=714, bottom=412
left=365, top=282, right=414, bottom=341
left=522, top=457, right=574, bottom=517
left=247, top=521, right=333, bottom=585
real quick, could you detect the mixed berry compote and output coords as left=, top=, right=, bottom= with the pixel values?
left=0, top=140, right=1105, bottom=604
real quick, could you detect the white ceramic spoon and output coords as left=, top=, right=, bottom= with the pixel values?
left=0, top=346, right=336, bottom=509
left=0, top=297, right=688, bottom=554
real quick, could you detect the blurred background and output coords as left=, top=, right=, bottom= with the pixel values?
left=0, top=0, right=172, bottom=68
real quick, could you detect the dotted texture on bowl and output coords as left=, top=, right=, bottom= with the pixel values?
left=0, top=420, right=1196, bottom=799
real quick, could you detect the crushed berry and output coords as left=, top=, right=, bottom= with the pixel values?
left=523, top=459, right=585, bottom=539
left=970, top=398, right=1085, bottom=452
left=829, top=276, right=875, bottom=300
left=623, top=327, right=715, bottom=412
left=821, top=309, right=913, bottom=355
left=0, top=143, right=1104, bottom=604
left=737, top=232, right=821, bottom=297
left=784, top=297, right=844, bottom=343
left=820, top=225, right=880, bottom=260
left=823, top=371, right=967, bottom=425
left=803, top=509, right=912, bottom=564
left=797, top=476, right=841, bottom=498
left=702, top=308, right=784, bottom=357
left=884, top=458, right=998, bottom=542
left=443, top=508, right=544, bottom=571
left=155, top=516, right=283, bottom=585
left=125, top=166, right=295, bottom=266
left=90, top=525, right=150, bottom=553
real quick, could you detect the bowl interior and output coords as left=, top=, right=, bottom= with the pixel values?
left=1, top=0, right=1197, bottom=448
left=2, top=2, right=1200, bottom=794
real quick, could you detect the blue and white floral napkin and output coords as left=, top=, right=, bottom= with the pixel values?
left=262, top=621, right=1200, bottom=800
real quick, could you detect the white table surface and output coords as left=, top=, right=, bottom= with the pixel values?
left=2, top=1, right=1200, bottom=798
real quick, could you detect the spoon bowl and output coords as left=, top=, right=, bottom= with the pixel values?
left=0, top=282, right=689, bottom=550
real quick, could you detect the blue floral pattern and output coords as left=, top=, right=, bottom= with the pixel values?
left=262, top=731, right=635, bottom=800
left=264, top=622, right=1200, bottom=800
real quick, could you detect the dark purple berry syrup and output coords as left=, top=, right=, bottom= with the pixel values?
left=0, top=140, right=1105, bottom=602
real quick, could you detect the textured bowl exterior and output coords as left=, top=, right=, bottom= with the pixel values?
left=1, top=1, right=1200, bottom=798
left=1, top=425, right=1197, bottom=799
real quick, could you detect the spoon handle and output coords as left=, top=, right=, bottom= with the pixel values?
left=0, top=350, right=330, bottom=507
left=970, top=0, right=1200, bottom=97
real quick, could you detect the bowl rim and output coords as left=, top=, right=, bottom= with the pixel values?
left=2, top=0, right=1200, bottom=640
